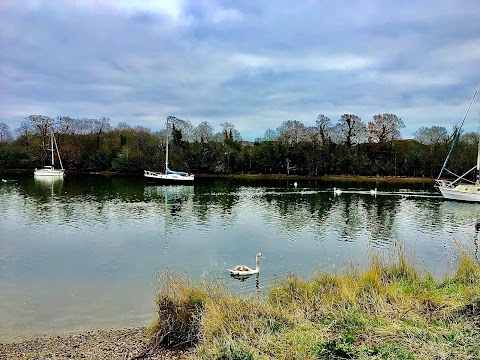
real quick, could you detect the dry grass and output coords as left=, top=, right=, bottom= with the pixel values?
left=147, top=271, right=211, bottom=349
left=149, top=245, right=480, bottom=359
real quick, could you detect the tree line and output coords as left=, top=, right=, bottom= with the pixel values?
left=0, top=114, right=477, bottom=179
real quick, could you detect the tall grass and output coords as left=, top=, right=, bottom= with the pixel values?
left=149, top=245, right=480, bottom=359
left=146, top=271, right=210, bottom=348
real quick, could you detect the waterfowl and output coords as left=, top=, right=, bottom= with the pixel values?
left=370, top=188, right=377, bottom=196
left=333, top=187, right=342, bottom=195
left=228, top=253, right=263, bottom=276
left=293, top=182, right=298, bottom=188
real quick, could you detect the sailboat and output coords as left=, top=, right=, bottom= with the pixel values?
left=144, top=116, right=194, bottom=184
left=435, top=83, right=480, bottom=202
left=34, top=128, right=65, bottom=177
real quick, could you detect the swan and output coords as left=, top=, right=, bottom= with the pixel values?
left=333, top=187, right=342, bottom=195
left=228, top=253, right=263, bottom=276
left=370, top=188, right=377, bottom=196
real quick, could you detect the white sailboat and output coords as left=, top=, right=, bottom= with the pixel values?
left=144, top=116, right=194, bottom=184
left=435, top=83, right=480, bottom=202
left=34, top=129, right=65, bottom=177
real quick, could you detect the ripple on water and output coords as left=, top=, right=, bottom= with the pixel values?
left=1, top=177, right=479, bottom=339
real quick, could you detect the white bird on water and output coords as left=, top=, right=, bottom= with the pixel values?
left=228, top=253, right=263, bottom=276
left=370, top=188, right=377, bottom=196
left=293, top=182, right=298, bottom=188
left=333, top=187, right=342, bottom=195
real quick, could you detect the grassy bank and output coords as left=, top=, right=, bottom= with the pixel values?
left=149, top=246, right=480, bottom=359
left=195, top=173, right=435, bottom=183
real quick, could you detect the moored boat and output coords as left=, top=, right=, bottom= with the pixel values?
left=144, top=116, right=194, bottom=184
left=435, top=82, right=480, bottom=202
left=34, top=129, right=65, bottom=177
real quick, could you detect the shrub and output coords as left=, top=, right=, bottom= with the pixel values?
left=147, top=271, right=208, bottom=348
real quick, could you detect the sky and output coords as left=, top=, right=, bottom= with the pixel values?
left=1, top=0, right=480, bottom=141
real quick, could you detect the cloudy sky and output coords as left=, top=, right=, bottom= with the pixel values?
left=1, top=0, right=479, bottom=140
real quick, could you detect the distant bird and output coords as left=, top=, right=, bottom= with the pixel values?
left=293, top=182, right=298, bottom=188
left=370, top=188, right=377, bottom=196
left=228, top=253, right=263, bottom=276
left=333, top=187, right=342, bottom=195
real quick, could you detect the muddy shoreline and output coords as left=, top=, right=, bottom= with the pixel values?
left=0, top=327, right=188, bottom=360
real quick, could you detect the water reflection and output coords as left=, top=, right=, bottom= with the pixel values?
left=1, top=174, right=480, bottom=340
left=144, top=185, right=194, bottom=219
left=4, top=176, right=480, bottom=250
left=230, top=273, right=260, bottom=289
left=332, top=196, right=365, bottom=242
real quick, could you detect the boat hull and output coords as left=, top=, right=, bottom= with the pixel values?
left=144, top=170, right=194, bottom=184
left=34, top=169, right=65, bottom=177
left=438, top=185, right=480, bottom=202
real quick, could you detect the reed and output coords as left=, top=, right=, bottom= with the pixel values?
left=149, top=245, right=480, bottom=359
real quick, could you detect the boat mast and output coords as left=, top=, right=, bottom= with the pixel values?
left=437, top=82, right=480, bottom=180
left=52, top=128, right=64, bottom=170
left=476, top=141, right=480, bottom=184
left=50, top=131, right=55, bottom=168
left=165, top=117, right=169, bottom=171
left=477, top=119, right=480, bottom=185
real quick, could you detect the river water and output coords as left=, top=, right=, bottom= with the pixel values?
left=0, top=174, right=479, bottom=340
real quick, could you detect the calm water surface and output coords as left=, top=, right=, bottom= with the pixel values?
left=0, top=174, right=479, bottom=340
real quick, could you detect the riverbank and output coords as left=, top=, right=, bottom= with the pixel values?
left=0, top=327, right=187, bottom=360
left=149, top=245, right=479, bottom=359
left=1, top=168, right=435, bottom=184
left=2, top=245, right=479, bottom=359
left=199, top=173, right=435, bottom=183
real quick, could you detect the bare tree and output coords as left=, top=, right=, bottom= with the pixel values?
left=92, top=117, right=111, bottom=148
left=27, top=115, right=54, bottom=136
left=277, top=120, right=310, bottom=146
left=0, top=123, right=13, bottom=142
left=194, top=121, right=214, bottom=142
left=335, top=114, right=367, bottom=146
left=15, top=120, right=36, bottom=147
left=221, top=122, right=242, bottom=142
left=78, top=118, right=94, bottom=134
left=181, top=120, right=194, bottom=142
left=116, top=122, right=132, bottom=130
left=368, top=113, right=405, bottom=143
left=15, top=119, right=36, bottom=140
left=460, top=131, right=480, bottom=145
left=92, top=117, right=112, bottom=135
left=315, top=114, right=333, bottom=144
left=55, top=116, right=77, bottom=135
left=262, top=128, right=278, bottom=141
left=133, top=125, right=151, bottom=133
left=166, top=116, right=190, bottom=132
left=413, top=126, right=449, bottom=145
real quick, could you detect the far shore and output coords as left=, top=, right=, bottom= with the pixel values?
left=196, top=173, right=436, bottom=183
left=1, top=168, right=436, bottom=184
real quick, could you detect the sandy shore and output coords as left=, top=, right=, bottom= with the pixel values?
left=0, top=327, right=188, bottom=360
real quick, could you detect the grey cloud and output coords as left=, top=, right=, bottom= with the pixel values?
left=1, top=0, right=480, bottom=139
